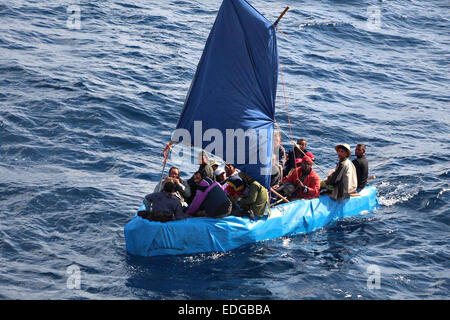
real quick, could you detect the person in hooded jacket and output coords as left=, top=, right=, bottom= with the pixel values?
left=186, top=171, right=232, bottom=218
left=283, top=138, right=308, bottom=177
left=237, top=172, right=269, bottom=218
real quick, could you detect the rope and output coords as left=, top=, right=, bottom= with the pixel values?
left=277, top=126, right=328, bottom=178
left=277, top=53, right=305, bottom=183
left=278, top=58, right=294, bottom=143
left=275, top=25, right=289, bottom=39
left=273, top=27, right=329, bottom=180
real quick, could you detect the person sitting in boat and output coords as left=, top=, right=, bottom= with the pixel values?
left=352, top=144, right=369, bottom=191
left=139, top=181, right=188, bottom=222
left=197, top=151, right=215, bottom=181
left=224, top=162, right=239, bottom=179
left=223, top=163, right=245, bottom=203
left=283, top=138, right=309, bottom=177
left=271, top=157, right=301, bottom=199
left=270, top=153, right=282, bottom=187
left=274, top=155, right=320, bottom=200
left=210, top=160, right=220, bottom=173
left=186, top=171, right=232, bottom=218
left=153, top=166, right=191, bottom=207
left=215, top=168, right=227, bottom=184
left=273, top=131, right=286, bottom=170
left=236, top=172, right=269, bottom=218
left=223, top=163, right=245, bottom=200
left=186, top=151, right=216, bottom=204
left=323, top=143, right=358, bottom=200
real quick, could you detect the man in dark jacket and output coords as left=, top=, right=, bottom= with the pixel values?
left=139, top=181, right=188, bottom=222
left=352, top=144, right=369, bottom=190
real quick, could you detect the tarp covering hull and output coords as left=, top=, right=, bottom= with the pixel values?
left=124, top=186, right=379, bottom=257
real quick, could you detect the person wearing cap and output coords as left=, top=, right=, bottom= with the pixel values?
left=352, top=144, right=369, bottom=190
left=324, top=143, right=358, bottom=200
left=275, top=155, right=320, bottom=200
left=223, top=163, right=245, bottom=203
left=210, top=160, right=220, bottom=172
left=305, top=152, right=315, bottom=162
left=283, top=138, right=309, bottom=177
left=214, top=168, right=227, bottom=184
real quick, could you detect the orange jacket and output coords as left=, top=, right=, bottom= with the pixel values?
left=284, top=167, right=321, bottom=199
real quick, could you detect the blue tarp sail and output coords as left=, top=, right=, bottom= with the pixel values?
left=174, top=0, right=278, bottom=189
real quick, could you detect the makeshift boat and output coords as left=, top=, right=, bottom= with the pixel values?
left=125, top=186, right=378, bottom=256
left=124, top=0, right=379, bottom=257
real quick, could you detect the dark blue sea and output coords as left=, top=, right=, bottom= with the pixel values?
left=0, top=0, right=448, bottom=300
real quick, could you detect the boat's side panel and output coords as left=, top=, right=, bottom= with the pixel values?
left=124, top=186, right=379, bottom=256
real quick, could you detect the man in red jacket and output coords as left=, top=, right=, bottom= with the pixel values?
left=275, top=155, right=321, bottom=200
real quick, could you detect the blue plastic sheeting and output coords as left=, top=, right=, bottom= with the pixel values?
left=175, top=0, right=278, bottom=189
left=124, top=186, right=379, bottom=257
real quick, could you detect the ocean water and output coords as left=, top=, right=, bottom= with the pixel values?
left=0, top=0, right=448, bottom=300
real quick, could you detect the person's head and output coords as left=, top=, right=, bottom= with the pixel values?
left=210, top=160, right=219, bottom=172
left=198, top=151, right=208, bottom=165
left=300, top=156, right=313, bottom=173
left=168, top=167, right=180, bottom=179
left=225, top=163, right=236, bottom=176
left=355, top=144, right=366, bottom=157
left=335, top=143, right=351, bottom=160
left=296, top=139, right=307, bottom=151
left=163, top=181, right=176, bottom=194
left=215, top=168, right=226, bottom=182
left=193, top=171, right=204, bottom=185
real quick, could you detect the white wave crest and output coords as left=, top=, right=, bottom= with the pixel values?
left=377, top=181, right=419, bottom=206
